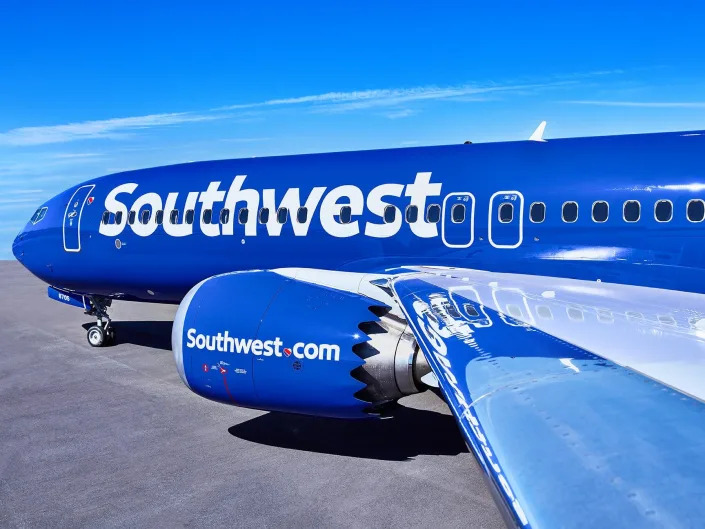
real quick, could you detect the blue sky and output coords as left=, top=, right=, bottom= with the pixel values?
left=2, top=2, right=705, bottom=258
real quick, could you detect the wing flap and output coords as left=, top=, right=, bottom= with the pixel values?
left=393, top=273, right=705, bottom=528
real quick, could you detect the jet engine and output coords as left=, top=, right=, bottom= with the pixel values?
left=172, top=270, right=430, bottom=418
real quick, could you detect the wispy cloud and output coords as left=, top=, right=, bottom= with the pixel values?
left=566, top=100, right=705, bottom=108
left=50, top=152, right=104, bottom=159
left=217, top=137, right=272, bottom=143
left=384, top=109, right=416, bottom=119
left=218, top=81, right=575, bottom=114
left=0, top=197, right=43, bottom=205
left=0, top=112, right=225, bottom=147
left=0, top=72, right=622, bottom=149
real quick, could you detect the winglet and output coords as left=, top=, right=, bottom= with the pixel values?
left=529, top=121, right=547, bottom=142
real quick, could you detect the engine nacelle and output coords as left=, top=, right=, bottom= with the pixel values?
left=172, top=271, right=429, bottom=418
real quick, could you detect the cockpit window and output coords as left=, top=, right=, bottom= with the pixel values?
left=31, top=207, right=48, bottom=225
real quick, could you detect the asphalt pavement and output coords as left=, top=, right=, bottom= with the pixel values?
left=0, top=260, right=504, bottom=529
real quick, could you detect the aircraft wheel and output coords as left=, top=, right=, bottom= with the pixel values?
left=106, top=327, right=116, bottom=345
left=87, top=325, right=105, bottom=347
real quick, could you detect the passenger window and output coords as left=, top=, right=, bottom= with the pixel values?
left=592, top=201, right=609, bottom=223
left=405, top=205, right=418, bottom=223
left=654, top=200, right=672, bottom=222
left=169, top=210, right=179, bottom=224
left=623, top=200, right=640, bottom=222
left=219, top=208, right=230, bottom=224
left=277, top=207, right=288, bottom=224
left=687, top=199, right=705, bottom=222
left=155, top=210, right=164, bottom=225
left=202, top=209, right=212, bottom=224
left=258, top=208, right=269, bottom=224
left=185, top=209, right=195, bottom=225
left=339, top=206, right=352, bottom=224
left=626, top=311, right=644, bottom=321
left=507, top=304, right=522, bottom=319
left=128, top=211, right=136, bottom=225
left=536, top=306, right=553, bottom=319
left=383, top=205, right=396, bottom=224
left=115, top=211, right=123, bottom=224
left=567, top=307, right=584, bottom=321
left=296, top=207, right=308, bottom=223
left=597, top=309, right=613, bottom=323
left=562, top=202, right=578, bottom=223
left=102, top=211, right=110, bottom=225
left=140, top=210, right=150, bottom=224
left=658, top=315, right=676, bottom=326
left=238, top=208, right=249, bottom=224
left=451, top=204, right=465, bottom=223
left=463, top=304, right=479, bottom=317
left=498, top=203, right=513, bottom=223
left=529, top=202, right=545, bottom=223
left=426, top=204, right=441, bottom=223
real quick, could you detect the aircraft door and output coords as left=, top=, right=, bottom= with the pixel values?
left=441, top=192, right=475, bottom=248
left=63, top=184, right=95, bottom=252
left=488, top=191, right=524, bottom=248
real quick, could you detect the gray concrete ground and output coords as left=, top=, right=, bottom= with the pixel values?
left=0, top=261, right=503, bottom=529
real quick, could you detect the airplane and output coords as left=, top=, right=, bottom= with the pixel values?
left=12, top=124, right=705, bottom=527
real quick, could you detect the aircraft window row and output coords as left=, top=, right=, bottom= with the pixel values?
left=101, top=202, right=475, bottom=228
left=527, top=199, right=705, bottom=224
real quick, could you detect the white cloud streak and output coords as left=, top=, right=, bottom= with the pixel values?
left=0, top=72, right=619, bottom=148
left=219, top=81, right=573, bottom=114
left=566, top=100, right=705, bottom=108
left=0, top=112, right=224, bottom=147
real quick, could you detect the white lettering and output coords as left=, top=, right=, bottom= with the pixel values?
left=99, top=183, right=138, bottom=237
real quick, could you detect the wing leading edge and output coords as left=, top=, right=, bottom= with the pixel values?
left=392, top=270, right=705, bottom=528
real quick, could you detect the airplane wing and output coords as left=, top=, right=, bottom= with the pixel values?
left=391, top=267, right=705, bottom=528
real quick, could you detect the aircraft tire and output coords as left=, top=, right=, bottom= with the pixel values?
left=87, top=325, right=105, bottom=347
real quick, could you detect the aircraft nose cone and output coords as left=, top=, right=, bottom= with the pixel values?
left=12, top=231, right=25, bottom=262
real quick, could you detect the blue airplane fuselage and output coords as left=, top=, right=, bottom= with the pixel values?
left=12, top=130, right=705, bottom=301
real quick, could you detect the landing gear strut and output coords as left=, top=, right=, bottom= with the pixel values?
left=85, top=296, right=115, bottom=347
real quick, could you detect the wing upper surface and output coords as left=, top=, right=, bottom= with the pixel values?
left=392, top=268, right=705, bottom=528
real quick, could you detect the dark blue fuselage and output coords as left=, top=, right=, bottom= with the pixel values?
left=13, top=130, right=705, bottom=301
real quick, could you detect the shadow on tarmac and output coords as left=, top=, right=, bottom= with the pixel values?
left=82, top=320, right=173, bottom=350
left=229, top=403, right=467, bottom=461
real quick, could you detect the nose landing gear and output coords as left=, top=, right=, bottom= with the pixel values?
left=85, top=296, right=115, bottom=347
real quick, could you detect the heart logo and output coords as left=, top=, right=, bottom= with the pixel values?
left=283, top=348, right=292, bottom=357
left=202, top=363, right=209, bottom=373
left=87, top=197, right=94, bottom=205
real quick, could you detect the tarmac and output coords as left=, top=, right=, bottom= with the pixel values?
left=0, top=260, right=504, bottom=528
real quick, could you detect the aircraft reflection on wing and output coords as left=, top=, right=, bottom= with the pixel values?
left=411, top=266, right=705, bottom=402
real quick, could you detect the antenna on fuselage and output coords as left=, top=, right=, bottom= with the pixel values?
left=529, top=121, right=547, bottom=142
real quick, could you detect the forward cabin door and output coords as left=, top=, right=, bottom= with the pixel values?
left=488, top=191, right=524, bottom=249
left=63, top=185, right=95, bottom=252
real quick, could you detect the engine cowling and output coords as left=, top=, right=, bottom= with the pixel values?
left=172, top=270, right=429, bottom=418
